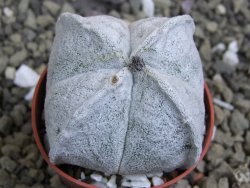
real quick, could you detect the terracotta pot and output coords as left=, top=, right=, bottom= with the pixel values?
left=32, top=69, right=214, bottom=188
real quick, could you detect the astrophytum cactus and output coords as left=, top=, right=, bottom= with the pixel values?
left=45, top=13, right=205, bottom=175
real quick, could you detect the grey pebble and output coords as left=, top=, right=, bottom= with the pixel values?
left=202, top=175, right=218, bottom=188
left=37, top=15, right=54, bottom=28
left=229, top=110, right=249, bottom=135
left=0, top=115, right=13, bottom=135
left=0, top=169, right=15, bottom=188
left=0, top=156, right=18, bottom=172
left=0, top=56, right=8, bottom=74
left=218, top=177, right=229, bottom=188
left=43, top=1, right=61, bottom=16
left=9, top=49, right=28, bottom=67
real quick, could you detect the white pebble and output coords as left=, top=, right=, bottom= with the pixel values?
left=14, top=64, right=40, bottom=88
left=5, top=67, right=16, bottom=80
left=90, top=173, right=103, bottom=182
left=124, top=174, right=148, bottom=182
left=3, top=7, right=13, bottom=17
left=228, top=40, right=239, bottom=53
left=142, top=0, right=154, bottom=17
left=152, top=176, right=164, bottom=186
left=121, top=180, right=131, bottom=187
left=92, top=182, right=107, bottom=188
left=216, top=4, right=226, bottom=15
left=212, top=43, right=226, bottom=53
left=80, top=172, right=86, bottom=180
left=213, top=98, right=234, bottom=111
left=223, top=50, right=239, bottom=66
left=130, top=180, right=151, bottom=188
left=24, top=87, right=35, bottom=101
left=107, top=175, right=117, bottom=188
left=212, top=126, right=217, bottom=141
left=146, top=172, right=163, bottom=178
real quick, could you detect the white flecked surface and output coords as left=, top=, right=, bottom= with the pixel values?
left=45, top=13, right=205, bottom=175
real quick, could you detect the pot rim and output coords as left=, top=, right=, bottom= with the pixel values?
left=32, top=68, right=214, bottom=188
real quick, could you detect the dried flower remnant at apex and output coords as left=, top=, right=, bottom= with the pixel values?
left=128, top=56, right=145, bottom=71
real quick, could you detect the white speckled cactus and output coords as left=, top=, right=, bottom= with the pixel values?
left=45, top=13, right=205, bottom=175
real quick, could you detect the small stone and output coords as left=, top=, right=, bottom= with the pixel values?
left=202, top=175, right=218, bottom=188
left=222, top=87, right=233, bottom=103
left=121, top=180, right=131, bottom=187
left=0, top=169, right=14, bottom=187
left=174, top=179, right=191, bottom=188
left=1, top=144, right=21, bottom=158
left=0, top=156, right=17, bottom=172
left=23, top=28, right=37, bottom=41
left=3, top=7, right=13, bottom=17
left=80, top=172, right=85, bottom=180
left=90, top=173, right=103, bottom=182
left=27, top=42, right=37, bottom=52
left=107, top=175, right=117, bottom=188
left=9, top=49, right=28, bottom=67
left=195, top=26, right=205, bottom=39
left=121, top=13, right=136, bottom=22
left=142, top=0, right=154, bottom=17
left=244, top=131, right=250, bottom=153
left=24, top=10, right=37, bottom=29
left=206, top=143, right=225, bottom=161
left=50, top=175, right=66, bottom=188
left=212, top=161, right=233, bottom=179
left=216, top=4, right=226, bottom=15
left=233, top=0, right=244, bottom=13
left=152, top=176, right=164, bottom=186
left=0, top=56, right=8, bottom=73
left=31, top=184, right=44, bottom=188
left=109, top=10, right=121, bottom=18
left=18, top=0, right=30, bottom=14
left=196, top=160, right=206, bottom=173
left=37, top=15, right=54, bottom=28
left=200, top=39, right=212, bottom=61
left=121, top=2, right=131, bottom=13
left=212, top=43, right=226, bottom=53
left=228, top=40, right=239, bottom=53
left=218, top=178, right=229, bottom=188
left=35, top=63, right=46, bottom=74
left=213, top=98, right=234, bottom=111
left=206, top=21, right=218, bottom=33
left=129, top=0, right=142, bottom=13
left=136, top=11, right=147, bottom=19
left=13, top=132, right=30, bottom=147
left=229, top=110, right=249, bottom=135
left=235, top=98, right=250, bottom=113
left=124, top=174, right=148, bottom=182
left=0, top=115, right=13, bottom=135
left=10, top=104, right=26, bottom=127
left=5, top=67, right=16, bottom=80
left=15, top=184, right=30, bottom=188
left=214, top=105, right=225, bottom=125
left=223, top=51, right=239, bottom=67
left=14, top=64, right=39, bottom=88
left=61, top=2, right=75, bottom=14
left=154, top=0, right=172, bottom=9
left=43, top=1, right=60, bottom=16
left=146, top=172, right=163, bottom=177
left=10, top=33, right=21, bottom=43
left=231, top=143, right=245, bottom=164
left=130, top=180, right=151, bottom=188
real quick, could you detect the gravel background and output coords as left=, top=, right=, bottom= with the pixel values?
left=0, top=0, right=250, bottom=188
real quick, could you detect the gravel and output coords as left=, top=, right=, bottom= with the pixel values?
left=0, top=0, right=249, bottom=188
